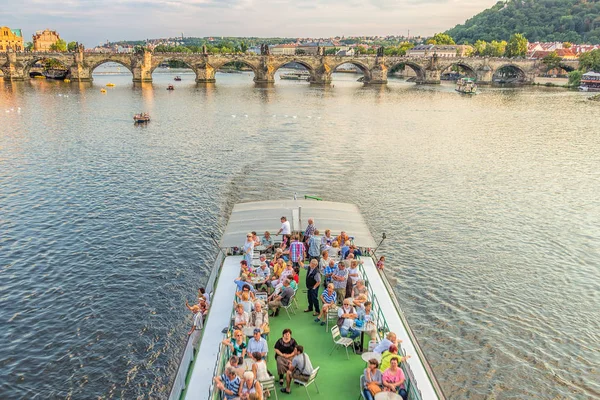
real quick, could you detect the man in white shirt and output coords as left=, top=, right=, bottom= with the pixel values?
left=338, top=299, right=360, bottom=340
left=277, top=216, right=291, bottom=243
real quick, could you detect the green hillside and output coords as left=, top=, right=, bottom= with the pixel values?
left=447, top=0, right=600, bottom=44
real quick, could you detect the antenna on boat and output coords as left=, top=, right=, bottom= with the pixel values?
left=294, top=192, right=297, bottom=200
left=373, top=232, right=386, bottom=255
left=209, top=233, right=222, bottom=251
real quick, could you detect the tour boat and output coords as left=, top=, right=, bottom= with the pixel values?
left=174, top=76, right=182, bottom=81
left=167, top=199, right=446, bottom=400
left=579, top=71, right=600, bottom=92
left=167, top=84, right=175, bottom=90
left=43, top=69, right=68, bottom=80
left=133, top=113, right=150, bottom=123
left=280, top=72, right=310, bottom=81
left=455, top=77, right=477, bottom=94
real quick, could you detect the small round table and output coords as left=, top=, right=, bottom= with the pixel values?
left=242, top=327, right=262, bottom=337
left=361, top=351, right=382, bottom=363
left=374, top=392, right=403, bottom=400
left=242, top=357, right=255, bottom=371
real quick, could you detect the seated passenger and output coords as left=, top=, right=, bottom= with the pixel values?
left=248, top=302, right=269, bottom=336
left=233, top=303, right=249, bottom=330
left=341, top=240, right=352, bottom=260
left=322, top=259, right=336, bottom=287
left=254, top=262, right=271, bottom=292
left=353, top=293, right=368, bottom=309
left=234, top=273, right=256, bottom=293
left=380, top=345, right=410, bottom=371
left=373, top=332, right=401, bottom=354
left=315, top=283, right=337, bottom=325
left=354, top=279, right=368, bottom=299
left=261, top=231, right=274, bottom=253
left=274, top=328, right=298, bottom=385
left=222, top=329, right=247, bottom=360
left=237, top=292, right=254, bottom=314
left=258, top=254, right=271, bottom=268
left=281, top=345, right=313, bottom=394
left=236, top=282, right=256, bottom=302
left=251, top=352, right=270, bottom=383
left=328, top=241, right=340, bottom=259
left=321, top=229, right=334, bottom=247
left=240, top=370, right=263, bottom=400
left=337, top=299, right=359, bottom=340
left=251, top=231, right=261, bottom=247
left=357, top=301, right=377, bottom=341
left=247, top=328, right=268, bottom=359
left=268, top=279, right=294, bottom=317
left=225, top=355, right=245, bottom=378
left=382, top=357, right=408, bottom=400
left=213, top=366, right=241, bottom=400
left=335, top=231, right=350, bottom=247
left=363, top=358, right=384, bottom=400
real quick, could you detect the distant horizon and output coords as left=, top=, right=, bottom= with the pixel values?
left=3, top=0, right=498, bottom=47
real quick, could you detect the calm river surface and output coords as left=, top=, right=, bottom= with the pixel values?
left=1, top=66, right=599, bottom=399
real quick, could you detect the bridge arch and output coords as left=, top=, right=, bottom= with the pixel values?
left=149, top=57, right=197, bottom=80
left=330, top=60, right=372, bottom=82
left=388, top=61, right=425, bottom=82
left=492, top=63, right=527, bottom=84
left=24, top=56, right=71, bottom=77
left=211, top=59, right=259, bottom=80
left=271, top=60, right=316, bottom=82
left=439, top=62, right=476, bottom=79
left=90, top=59, right=134, bottom=75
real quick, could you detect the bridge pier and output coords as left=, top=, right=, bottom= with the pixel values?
left=3, top=52, right=27, bottom=81
left=195, top=64, right=216, bottom=83
left=253, top=69, right=275, bottom=84
left=369, top=63, right=388, bottom=84
left=132, top=50, right=153, bottom=83
left=417, top=69, right=441, bottom=85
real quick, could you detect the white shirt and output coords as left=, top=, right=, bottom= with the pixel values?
left=280, top=221, right=291, bottom=235
left=348, top=266, right=359, bottom=285
left=338, top=305, right=356, bottom=329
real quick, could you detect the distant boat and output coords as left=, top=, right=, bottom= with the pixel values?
left=456, top=77, right=477, bottom=94
left=106, top=83, right=115, bottom=87
left=43, top=69, right=68, bottom=80
left=280, top=72, right=309, bottom=81
left=167, top=84, right=175, bottom=90
left=579, top=71, right=600, bottom=92
left=133, top=113, right=150, bottom=123
left=174, top=76, right=182, bottom=81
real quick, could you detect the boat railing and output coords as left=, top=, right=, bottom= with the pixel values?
left=358, top=260, right=425, bottom=400
left=168, top=250, right=225, bottom=400
left=209, top=307, right=236, bottom=400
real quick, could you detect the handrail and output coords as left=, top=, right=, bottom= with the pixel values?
left=167, top=250, right=225, bottom=400
left=359, top=256, right=446, bottom=400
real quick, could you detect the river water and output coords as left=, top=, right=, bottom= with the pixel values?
left=1, top=66, right=599, bottom=399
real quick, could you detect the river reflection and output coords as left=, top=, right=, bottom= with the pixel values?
left=1, top=68, right=599, bottom=400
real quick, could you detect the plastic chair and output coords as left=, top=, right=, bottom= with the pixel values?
left=293, top=366, right=320, bottom=400
left=282, top=294, right=296, bottom=320
left=325, top=307, right=338, bottom=332
left=329, top=326, right=354, bottom=359
left=358, top=374, right=366, bottom=400
left=261, top=375, right=278, bottom=400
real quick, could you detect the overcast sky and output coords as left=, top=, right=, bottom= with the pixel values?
left=4, top=0, right=497, bottom=46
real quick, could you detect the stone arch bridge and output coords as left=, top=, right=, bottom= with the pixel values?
left=0, top=50, right=579, bottom=85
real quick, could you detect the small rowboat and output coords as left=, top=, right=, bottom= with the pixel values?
left=133, top=113, right=150, bottom=123
left=167, top=84, right=174, bottom=90
left=174, top=76, right=182, bottom=81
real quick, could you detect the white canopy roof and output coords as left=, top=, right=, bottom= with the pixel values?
left=220, top=200, right=377, bottom=248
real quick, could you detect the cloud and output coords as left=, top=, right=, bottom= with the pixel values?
left=7, top=0, right=498, bottom=45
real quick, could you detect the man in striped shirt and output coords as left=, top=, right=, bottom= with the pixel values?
left=214, top=367, right=241, bottom=400
left=289, top=234, right=306, bottom=274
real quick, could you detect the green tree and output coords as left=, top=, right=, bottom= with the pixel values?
left=568, top=70, right=582, bottom=87
left=50, top=39, right=67, bottom=52
left=24, top=41, right=33, bottom=51
left=542, top=51, right=563, bottom=70
left=578, top=49, right=600, bottom=71
left=240, top=41, right=248, bottom=53
left=426, top=33, right=455, bottom=45
left=506, top=33, right=528, bottom=57
left=67, top=41, right=78, bottom=52
left=473, top=40, right=487, bottom=56
left=295, top=49, right=306, bottom=55
left=483, top=40, right=507, bottom=57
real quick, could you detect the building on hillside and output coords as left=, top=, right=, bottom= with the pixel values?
left=33, top=29, right=61, bottom=52
left=407, top=44, right=472, bottom=57
left=0, top=27, right=24, bottom=52
left=529, top=49, right=578, bottom=60
left=269, top=43, right=297, bottom=55
left=571, top=44, right=600, bottom=55
left=296, top=41, right=347, bottom=55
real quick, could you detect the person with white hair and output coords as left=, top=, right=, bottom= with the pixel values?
left=240, top=370, right=263, bottom=400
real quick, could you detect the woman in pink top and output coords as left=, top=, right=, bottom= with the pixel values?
left=382, top=357, right=408, bottom=400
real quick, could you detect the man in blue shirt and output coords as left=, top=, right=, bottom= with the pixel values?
left=247, top=328, right=268, bottom=359
left=214, top=367, right=241, bottom=400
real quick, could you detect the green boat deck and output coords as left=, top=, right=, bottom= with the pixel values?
left=263, top=270, right=366, bottom=399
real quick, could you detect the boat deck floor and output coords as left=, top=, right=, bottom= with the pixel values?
left=264, top=267, right=365, bottom=399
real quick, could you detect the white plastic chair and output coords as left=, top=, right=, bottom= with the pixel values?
left=329, top=325, right=354, bottom=359
left=282, top=294, right=296, bottom=320
left=325, top=307, right=338, bottom=332
left=293, top=366, right=320, bottom=400
left=358, top=374, right=367, bottom=400
left=261, top=375, right=278, bottom=400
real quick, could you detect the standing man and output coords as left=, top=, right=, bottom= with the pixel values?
left=276, top=216, right=291, bottom=244
left=307, top=229, right=322, bottom=263
left=303, top=218, right=316, bottom=244
left=332, top=262, right=348, bottom=304
left=289, top=235, right=306, bottom=274
left=304, top=259, right=321, bottom=316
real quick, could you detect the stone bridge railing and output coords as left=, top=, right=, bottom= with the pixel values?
left=0, top=50, right=580, bottom=85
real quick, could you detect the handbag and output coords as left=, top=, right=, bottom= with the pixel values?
left=262, top=323, right=270, bottom=334
left=336, top=317, right=345, bottom=328
left=367, top=381, right=382, bottom=396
